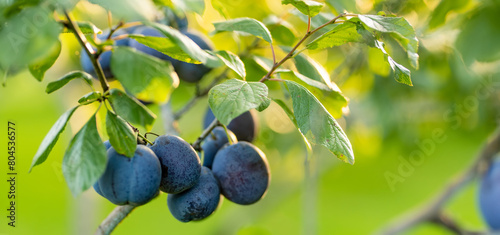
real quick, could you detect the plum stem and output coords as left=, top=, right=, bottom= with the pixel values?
left=377, top=129, right=500, bottom=235
left=192, top=119, right=220, bottom=151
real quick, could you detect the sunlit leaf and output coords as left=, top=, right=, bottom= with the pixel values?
left=29, top=106, right=79, bottom=172
left=62, top=114, right=107, bottom=196
left=284, top=81, right=354, bottom=164
left=213, top=18, right=273, bottom=43
left=209, top=79, right=270, bottom=125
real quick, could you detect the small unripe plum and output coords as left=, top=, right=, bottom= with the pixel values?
left=80, top=29, right=129, bottom=79
left=204, top=109, right=258, bottom=142
left=175, top=30, right=213, bottom=83
left=212, top=142, right=270, bottom=205
left=167, top=166, right=222, bottom=222
left=149, top=135, right=201, bottom=194
left=98, top=145, right=161, bottom=206
left=201, top=127, right=237, bottom=169
left=479, top=160, right=500, bottom=231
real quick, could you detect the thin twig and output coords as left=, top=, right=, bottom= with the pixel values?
left=95, top=205, right=135, bottom=235
left=429, top=212, right=486, bottom=235
left=63, top=10, right=110, bottom=93
left=377, top=129, right=500, bottom=235
left=259, top=13, right=346, bottom=82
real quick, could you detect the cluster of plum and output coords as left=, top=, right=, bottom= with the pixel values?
left=80, top=12, right=212, bottom=83
left=93, top=109, right=268, bottom=222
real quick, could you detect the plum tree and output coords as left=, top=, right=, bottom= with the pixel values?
left=80, top=29, right=129, bottom=79
left=148, top=135, right=201, bottom=194
left=212, top=142, right=270, bottom=205
left=174, top=30, right=213, bottom=83
left=96, top=145, right=162, bottom=206
left=201, top=127, right=237, bottom=169
left=479, top=159, right=500, bottom=231
left=167, top=166, right=222, bottom=222
left=204, top=109, right=258, bottom=142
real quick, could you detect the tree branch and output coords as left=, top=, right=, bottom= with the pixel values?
left=377, top=129, right=500, bottom=235
left=259, top=13, right=346, bottom=82
left=95, top=205, right=135, bottom=235
left=63, top=10, right=110, bottom=93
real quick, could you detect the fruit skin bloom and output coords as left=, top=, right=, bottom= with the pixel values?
left=149, top=135, right=201, bottom=194
left=97, top=145, right=161, bottom=206
left=168, top=166, right=222, bottom=222
left=212, top=141, right=270, bottom=205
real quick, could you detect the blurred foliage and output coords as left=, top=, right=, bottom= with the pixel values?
left=1, top=0, right=500, bottom=234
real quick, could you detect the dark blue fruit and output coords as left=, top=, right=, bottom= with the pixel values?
left=97, top=145, right=161, bottom=206
left=201, top=127, right=237, bottom=169
left=129, top=26, right=178, bottom=63
left=212, top=142, right=270, bottom=205
left=149, top=135, right=201, bottom=194
left=80, top=28, right=129, bottom=79
left=479, top=160, right=500, bottom=231
left=175, top=30, right=213, bottom=83
left=93, top=141, right=112, bottom=196
left=167, top=166, right=222, bottom=222
left=204, top=109, right=258, bottom=142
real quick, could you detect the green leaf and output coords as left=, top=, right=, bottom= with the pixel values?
left=29, top=106, right=79, bottom=173
left=282, top=0, right=324, bottom=17
left=272, top=26, right=296, bottom=47
left=29, top=41, right=61, bottom=82
left=373, top=40, right=412, bottom=86
left=213, top=18, right=273, bottom=43
left=307, top=21, right=363, bottom=50
left=214, top=50, right=246, bottom=79
left=46, top=71, right=93, bottom=94
left=428, top=0, right=469, bottom=29
left=106, top=110, right=137, bottom=157
left=172, top=0, right=205, bottom=15
left=456, top=6, right=500, bottom=65
left=128, top=34, right=193, bottom=63
left=108, top=88, right=157, bottom=130
left=62, top=21, right=102, bottom=35
left=78, top=91, right=102, bottom=105
left=153, top=0, right=173, bottom=7
left=265, top=16, right=297, bottom=46
left=111, top=47, right=179, bottom=103
left=146, top=22, right=222, bottom=67
left=284, top=81, right=354, bottom=164
left=0, top=6, right=62, bottom=69
left=272, top=98, right=312, bottom=151
left=358, top=15, right=419, bottom=69
left=277, top=70, right=348, bottom=118
left=88, top=0, right=157, bottom=21
left=63, top=114, right=107, bottom=196
left=208, top=79, right=270, bottom=125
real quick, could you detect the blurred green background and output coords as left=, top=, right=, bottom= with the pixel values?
left=1, top=0, right=500, bottom=234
